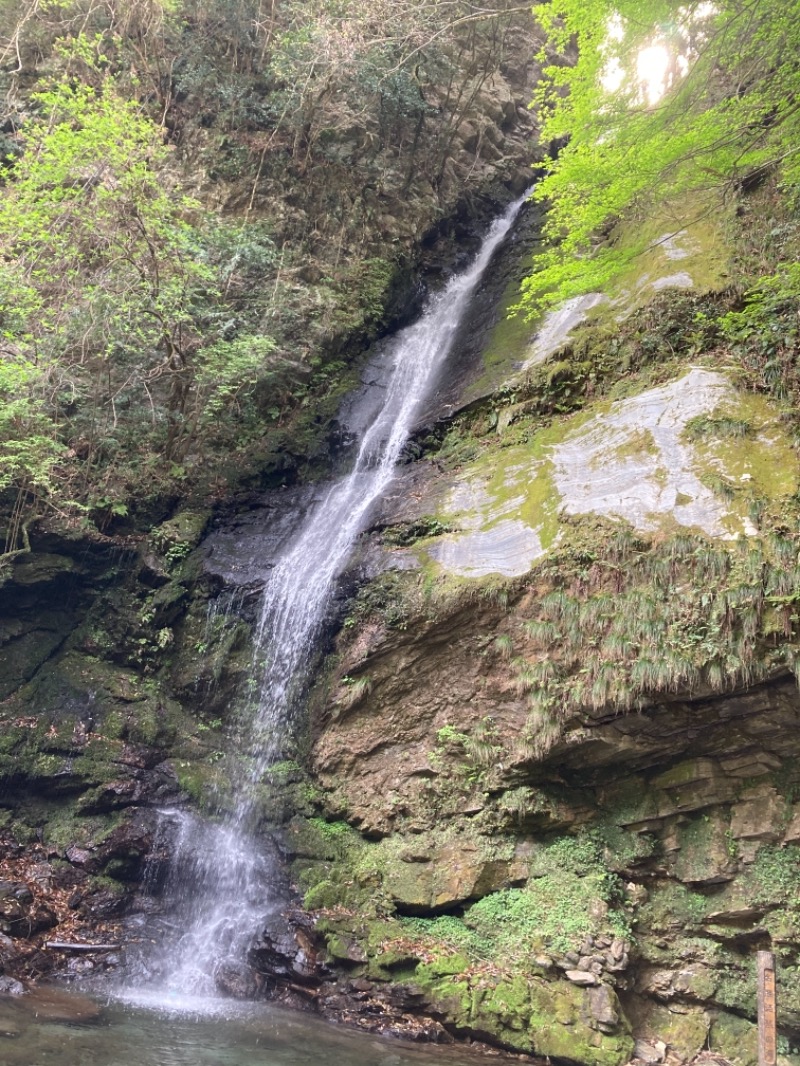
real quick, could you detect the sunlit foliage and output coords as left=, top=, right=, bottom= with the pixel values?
left=520, top=0, right=800, bottom=313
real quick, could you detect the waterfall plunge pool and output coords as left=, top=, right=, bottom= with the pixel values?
left=0, top=987, right=521, bottom=1066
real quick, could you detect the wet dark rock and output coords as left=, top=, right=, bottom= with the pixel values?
left=201, top=486, right=320, bottom=589
left=251, top=908, right=321, bottom=985
left=587, top=984, right=620, bottom=1030
left=95, top=810, right=159, bottom=876
left=0, top=883, right=57, bottom=938
left=347, top=978, right=373, bottom=993
left=317, top=981, right=453, bottom=1043
left=215, top=960, right=259, bottom=999
left=65, top=846, right=95, bottom=870
left=137, top=551, right=170, bottom=588
left=0, top=883, right=32, bottom=906
left=116, top=744, right=163, bottom=770
left=72, top=888, right=127, bottom=920
left=0, top=624, right=70, bottom=701
left=78, top=778, right=146, bottom=812
left=65, top=957, right=95, bottom=976
left=74, top=751, right=175, bottom=818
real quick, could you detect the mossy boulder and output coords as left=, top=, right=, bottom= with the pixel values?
left=416, top=966, right=633, bottom=1065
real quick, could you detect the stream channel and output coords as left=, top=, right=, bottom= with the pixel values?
left=7, top=192, right=533, bottom=1064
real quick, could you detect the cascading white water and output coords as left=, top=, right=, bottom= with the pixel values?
left=131, top=190, right=530, bottom=1004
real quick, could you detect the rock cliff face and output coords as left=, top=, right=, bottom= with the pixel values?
left=110, top=179, right=800, bottom=1063
left=273, top=188, right=800, bottom=1064
left=0, top=12, right=544, bottom=998
left=300, top=597, right=800, bottom=1063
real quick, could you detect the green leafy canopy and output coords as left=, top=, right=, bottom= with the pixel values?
left=0, top=56, right=286, bottom=544
left=520, top=0, right=800, bottom=314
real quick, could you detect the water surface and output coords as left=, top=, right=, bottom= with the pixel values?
left=0, top=992, right=512, bottom=1066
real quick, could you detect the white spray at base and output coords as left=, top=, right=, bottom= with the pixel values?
left=128, top=190, right=530, bottom=1004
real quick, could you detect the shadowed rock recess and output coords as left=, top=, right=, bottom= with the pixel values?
left=3, top=11, right=800, bottom=1066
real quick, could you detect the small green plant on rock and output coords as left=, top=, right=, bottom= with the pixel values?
left=336, top=675, right=372, bottom=710
left=399, top=832, right=631, bottom=966
left=436, top=724, right=469, bottom=746
left=493, top=633, right=513, bottom=659
left=684, top=415, right=753, bottom=440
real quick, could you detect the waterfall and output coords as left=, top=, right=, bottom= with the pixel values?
left=126, top=190, right=530, bottom=1006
